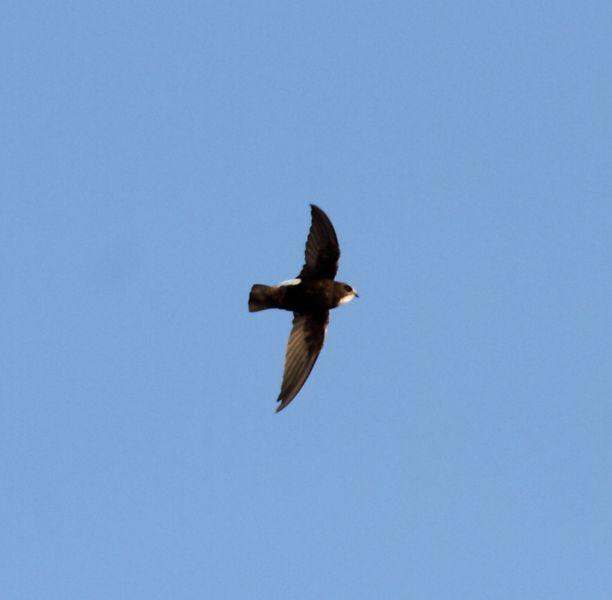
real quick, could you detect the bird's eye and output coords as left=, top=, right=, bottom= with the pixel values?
left=344, top=285, right=351, bottom=292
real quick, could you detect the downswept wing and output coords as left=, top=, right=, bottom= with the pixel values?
left=276, top=311, right=329, bottom=412
left=298, top=204, right=340, bottom=280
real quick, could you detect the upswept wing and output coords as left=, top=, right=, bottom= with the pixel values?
left=276, top=311, right=329, bottom=412
left=298, top=204, right=340, bottom=280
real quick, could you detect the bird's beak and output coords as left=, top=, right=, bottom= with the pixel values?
left=354, top=291, right=359, bottom=298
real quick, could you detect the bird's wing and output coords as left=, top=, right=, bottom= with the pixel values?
left=297, top=204, right=340, bottom=280
left=276, top=311, right=329, bottom=412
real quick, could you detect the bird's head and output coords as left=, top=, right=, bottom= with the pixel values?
left=336, top=282, right=359, bottom=306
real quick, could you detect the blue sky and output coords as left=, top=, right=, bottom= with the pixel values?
left=2, top=2, right=611, bottom=598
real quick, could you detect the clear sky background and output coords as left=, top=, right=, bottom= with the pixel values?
left=2, top=2, right=611, bottom=599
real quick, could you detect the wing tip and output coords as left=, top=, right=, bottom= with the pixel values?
left=275, top=397, right=290, bottom=413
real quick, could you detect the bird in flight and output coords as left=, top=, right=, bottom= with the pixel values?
left=249, top=205, right=358, bottom=412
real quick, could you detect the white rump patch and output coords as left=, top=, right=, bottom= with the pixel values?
left=339, top=292, right=356, bottom=305
left=278, top=278, right=301, bottom=287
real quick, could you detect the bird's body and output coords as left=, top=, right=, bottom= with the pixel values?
left=249, top=279, right=353, bottom=313
left=248, top=205, right=357, bottom=412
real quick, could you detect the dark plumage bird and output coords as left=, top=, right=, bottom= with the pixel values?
left=249, top=205, right=358, bottom=412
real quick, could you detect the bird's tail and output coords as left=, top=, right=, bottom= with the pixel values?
left=248, top=284, right=278, bottom=312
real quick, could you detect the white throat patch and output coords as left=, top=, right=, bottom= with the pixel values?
left=338, top=292, right=356, bottom=305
